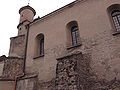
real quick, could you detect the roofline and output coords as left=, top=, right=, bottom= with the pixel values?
left=17, top=20, right=30, bottom=29
left=29, top=0, right=85, bottom=25
left=19, top=5, right=36, bottom=16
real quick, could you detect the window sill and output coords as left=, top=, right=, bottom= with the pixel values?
left=67, top=44, right=82, bottom=50
left=112, top=31, right=120, bottom=36
left=33, top=55, right=44, bottom=59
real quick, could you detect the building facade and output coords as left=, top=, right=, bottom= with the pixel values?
left=0, top=0, right=120, bottom=90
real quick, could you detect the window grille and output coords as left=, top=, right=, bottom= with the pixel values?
left=71, top=26, right=80, bottom=46
left=112, top=10, right=120, bottom=31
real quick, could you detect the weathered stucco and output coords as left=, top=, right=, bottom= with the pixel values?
left=55, top=53, right=120, bottom=90
left=17, top=77, right=37, bottom=90
left=25, top=52, right=120, bottom=90
left=26, top=0, right=120, bottom=84
left=1, top=0, right=120, bottom=90
left=0, top=81, right=14, bottom=90
left=9, top=35, right=26, bottom=58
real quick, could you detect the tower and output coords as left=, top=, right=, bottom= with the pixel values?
left=17, top=5, right=36, bottom=35
left=9, top=5, right=36, bottom=57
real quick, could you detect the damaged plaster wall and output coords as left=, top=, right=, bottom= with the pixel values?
left=0, top=81, right=14, bottom=90
left=81, top=30, right=120, bottom=81
left=17, top=77, right=38, bottom=90
left=35, top=52, right=120, bottom=90
left=9, top=35, right=26, bottom=58
left=9, top=0, right=120, bottom=89
left=56, top=52, right=120, bottom=90
left=55, top=53, right=82, bottom=90
left=0, top=62, right=4, bottom=77
left=26, top=0, right=120, bottom=84
left=2, top=57, right=24, bottom=79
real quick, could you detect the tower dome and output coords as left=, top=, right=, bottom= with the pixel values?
left=19, top=5, right=36, bottom=23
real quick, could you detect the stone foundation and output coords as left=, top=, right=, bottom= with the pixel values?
left=55, top=52, right=82, bottom=90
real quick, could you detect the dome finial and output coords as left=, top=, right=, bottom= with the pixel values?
left=28, top=0, right=30, bottom=5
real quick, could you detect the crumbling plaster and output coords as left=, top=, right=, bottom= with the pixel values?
left=25, top=0, right=120, bottom=83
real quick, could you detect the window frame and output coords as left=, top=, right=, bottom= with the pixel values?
left=39, top=37, right=44, bottom=56
left=111, top=10, right=120, bottom=32
left=71, top=26, right=80, bottom=46
left=107, top=4, right=120, bottom=35
left=33, top=34, right=44, bottom=59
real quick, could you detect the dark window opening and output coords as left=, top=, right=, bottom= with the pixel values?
left=35, top=34, right=44, bottom=57
left=39, top=38, right=44, bottom=55
left=71, top=26, right=80, bottom=46
left=19, top=28, right=21, bottom=30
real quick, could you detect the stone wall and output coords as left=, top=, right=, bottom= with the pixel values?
left=0, top=62, right=4, bottom=77
left=55, top=52, right=120, bottom=90
left=2, top=57, right=24, bottom=79
left=55, top=53, right=82, bottom=90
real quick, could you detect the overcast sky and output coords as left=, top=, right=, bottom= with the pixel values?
left=0, top=0, right=75, bottom=56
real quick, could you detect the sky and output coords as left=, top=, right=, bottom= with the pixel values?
left=0, top=0, right=75, bottom=56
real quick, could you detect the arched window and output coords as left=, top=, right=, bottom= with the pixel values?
left=67, top=21, right=80, bottom=47
left=36, top=34, right=44, bottom=57
left=111, top=10, right=120, bottom=31
left=107, top=4, right=120, bottom=32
